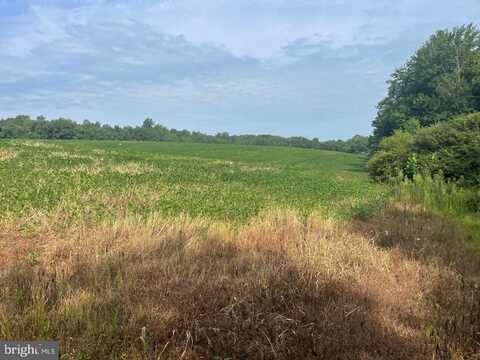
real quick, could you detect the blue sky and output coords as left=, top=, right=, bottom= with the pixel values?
left=0, top=0, right=479, bottom=139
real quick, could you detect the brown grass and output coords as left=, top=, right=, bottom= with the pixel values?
left=0, top=205, right=479, bottom=359
left=0, top=149, right=17, bottom=161
left=48, top=151, right=96, bottom=161
left=66, top=161, right=155, bottom=176
left=109, top=162, right=155, bottom=175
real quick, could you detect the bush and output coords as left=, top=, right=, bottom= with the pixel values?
left=369, top=112, right=480, bottom=186
left=414, top=113, right=480, bottom=185
left=367, top=130, right=413, bottom=181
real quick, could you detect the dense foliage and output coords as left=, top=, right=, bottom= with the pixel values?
left=0, top=115, right=369, bottom=154
left=369, top=24, right=480, bottom=188
left=368, top=112, right=480, bottom=186
left=371, top=24, right=480, bottom=146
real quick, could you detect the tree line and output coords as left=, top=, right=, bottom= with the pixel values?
left=369, top=24, right=480, bottom=186
left=0, top=115, right=369, bottom=154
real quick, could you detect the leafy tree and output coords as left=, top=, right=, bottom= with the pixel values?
left=142, top=118, right=154, bottom=129
left=0, top=115, right=369, bottom=154
left=46, top=118, right=78, bottom=139
left=372, top=24, right=480, bottom=145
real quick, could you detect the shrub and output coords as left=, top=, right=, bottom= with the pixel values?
left=414, top=112, right=480, bottom=185
left=369, top=112, right=480, bottom=186
left=367, top=130, right=413, bottom=181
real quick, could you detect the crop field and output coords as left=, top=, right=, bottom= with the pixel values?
left=1, top=139, right=479, bottom=359
left=0, top=139, right=384, bottom=223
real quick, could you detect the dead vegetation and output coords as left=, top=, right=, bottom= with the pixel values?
left=0, top=149, right=17, bottom=161
left=0, top=204, right=480, bottom=359
left=109, top=162, right=156, bottom=175
left=0, top=202, right=479, bottom=359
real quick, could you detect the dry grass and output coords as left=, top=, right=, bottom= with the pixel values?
left=0, top=205, right=479, bottom=359
left=20, top=141, right=60, bottom=149
left=109, top=162, right=156, bottom=175
left=0, top=149, right=17, bottom=161
left=64, top=161, right=155, bottom=176
left=48, top=151, right=96, bottom=161
left=68, top=162, right=105, bottom=176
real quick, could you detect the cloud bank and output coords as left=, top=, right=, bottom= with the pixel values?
left=0, top=0, right=479, bottom=138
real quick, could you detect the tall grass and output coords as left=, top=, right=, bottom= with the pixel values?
left=393, top=173, right=480, bottom=247
left=1, top=205, right=479, bottom=358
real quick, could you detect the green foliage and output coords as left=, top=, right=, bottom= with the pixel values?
left=340, top=192, right=389, bottom=221
left=400, top=118, right=421, bottom=134
left=367, top=131, right=414, bottom=181
left=369, top=112, right=480, bottom=186
left=0, top=140, right=384, bottom=224
left=395, top=173, right=480, bottom=244
left=142, top=118, right=154, bottom=129
left=319, top=135, right=370, bottom=154
left=372, top=24, right=480, bottom=145
left=414, top=113, right=480, bottom=185
left=0, top=115, right=369, bottom=154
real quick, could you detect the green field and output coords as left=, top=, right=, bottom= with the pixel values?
left=0, top=140, right=384, bottom=223
left=2, top=140, right=479, bottom=359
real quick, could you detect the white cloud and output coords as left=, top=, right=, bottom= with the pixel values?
left=1, top=0, right=480, bottom=138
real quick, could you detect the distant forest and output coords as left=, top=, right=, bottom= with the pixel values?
left=0, top=115, right=369, bottom=154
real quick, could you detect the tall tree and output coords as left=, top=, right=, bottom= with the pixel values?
left=371, top=24, right=480, bottom=146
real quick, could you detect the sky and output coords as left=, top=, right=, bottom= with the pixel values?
left=0, top=1, right=479, bottom=139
